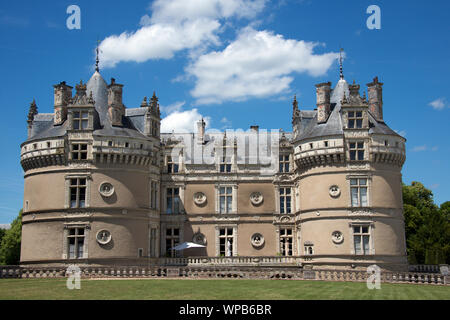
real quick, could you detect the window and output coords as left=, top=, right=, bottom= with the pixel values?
left=108, top=141, right=113, bottom=147
left=353, top=225, right=371, bottom=255
left=280, top=228, right=293, bottom=256
left=304, top=244, right=314, bottom=255
left=350, top=178, right=368, bottom=207
left=165, top=228, right=179, bottom=257
left=70, top=178, right=86, bottom=208
left=47, top=142, right=51, bottom=148
left=138, top=248, right=143, bottom=257
left=349, top=141, right=364, bottom=161
left=220, top=156, right=231, bottom=173
left=71, top=143, right=88, bottom=160
left=324, top=141, right=329, bottom=147
left=67, top=227, right=85, bottom=259
left=219, top=227, right=234, bottom=256
left=279, top=155, right=290, bottom=173
left=166, top=187, right=180, bottom=214
left=125, top=142, right=129, bottom=148
left=150, top=181, right=158, bottom=209
left=279, top=187, right=291, bottom=214
left=309, top=143, right=313, bottom=149
left=384, top=140, right=389, bottom=147
left=219, top=187, right=233, bottom=213
left=167, top=156, right=179, bottom=173
left=73, top=111, right=88, bottom=130
left=348, top=111, right=363, bottom=129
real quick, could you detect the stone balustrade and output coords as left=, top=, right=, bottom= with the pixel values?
left=1, top=263, right=448, bottom=285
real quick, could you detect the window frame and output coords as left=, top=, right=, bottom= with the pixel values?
left=72, top=110, right=89, bottom=130
left=349, top=140, right=365, bottom=161
left=350, top=177, right=369, bottom=207
left=279, top=154, right=290, bottom=173
left=347, top=111, right=363, bottom=129
left=279, top=228, right=293, bottom=256
left=279, top=187, right=292, bottom=214
left=350, top=223, right=374, bottom=255
left=166, top=187, right=181, bottom=214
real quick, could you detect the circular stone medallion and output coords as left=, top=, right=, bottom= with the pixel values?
left=99, top=182, right=114, bottom=197
left=329, top=185, right=341, bottom=198
left=192, top=233, right=206, bottom=245
left=251, top=233, right=265, bottom=247
left=193, top=192, right=207, bottom=205
left=96, top=230, right=112, bottom=245
left=331, top=231, right=344, bottom=244
left=250, top=192, right=264, bottom=205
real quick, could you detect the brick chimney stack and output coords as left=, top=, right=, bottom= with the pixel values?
left=367, top=76, right=384, bottom=121
left=315, top=82, right=331, bottom=123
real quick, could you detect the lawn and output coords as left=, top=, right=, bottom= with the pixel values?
left=0, top=278, right=448, bottom=300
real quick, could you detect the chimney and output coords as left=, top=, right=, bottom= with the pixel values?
left=107, top=78, right=124, bottom=126
left=315, top=82, right=331, bottom=123
left=27, top=99, right=38, bottom=138
left=53, top=81, right=72, bottom=125
left=250, top=125, right=259, bottom=132
left=197, top=118, right=206, bottom=143
left=348, top=81, right=361, bottom=99
left=367, top=76, right=383, bottom=121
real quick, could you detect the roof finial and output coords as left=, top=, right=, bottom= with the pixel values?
left=95, top=39, right=100, bottom=72
left=339, top=48, right=344, bottom=80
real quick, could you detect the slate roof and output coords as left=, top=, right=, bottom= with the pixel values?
left=294, top=78, right=402, bottom=141
left=26, top=71, right=148, bottom=142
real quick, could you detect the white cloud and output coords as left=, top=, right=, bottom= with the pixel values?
left=161, top=108, right=210, bottom=133
left=187, top=27, right=339, bottom=104
left=412, top=145, right=427, bottom=152
left=428, top=98, right=446, bottom=110
left=160, top=101, right=186, bottom=114
left=0, top=224, right=11, bottom=230
left=99, top=0, right=266, bottom=68
left=411, top=145, right=438, bottom=152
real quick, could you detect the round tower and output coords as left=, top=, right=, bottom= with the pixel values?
left=20, top=70, right=161, bottom=266
left=293, top=75, right=407, bottom=271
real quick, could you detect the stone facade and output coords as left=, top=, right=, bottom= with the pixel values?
left=20, top=68, right=408, bottom=271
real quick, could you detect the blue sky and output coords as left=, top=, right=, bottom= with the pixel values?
left=0, top=0, right=449, bottom=223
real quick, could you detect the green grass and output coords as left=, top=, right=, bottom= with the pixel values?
left=0, top=278, right=448, bottom=300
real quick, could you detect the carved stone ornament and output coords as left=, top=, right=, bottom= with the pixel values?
left=192, top=233, right=206, bottom=245
left=329, top=185, right=341, bottom=198
left=193, top=192, right=207, bottom=206
left=250, top=192, right=263, bottom=205
left=96, top=229, right=112, bottom=245
left=99, top=182, right=114, bottom=197
left=251, top=233, right=265, bottom=248
left=331, top=231, right=344, bottom=244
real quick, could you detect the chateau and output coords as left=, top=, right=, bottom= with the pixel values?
left=20, top=60, right=408, bottom=271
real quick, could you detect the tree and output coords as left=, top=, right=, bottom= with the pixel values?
left=0, top=228, right=5, bottom=246
left=402, top=182, right=449, bottom=264
left=0, top=210, right=22, bottom=265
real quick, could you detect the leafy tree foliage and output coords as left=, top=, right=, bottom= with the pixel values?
left=403, top=182, right=449, bottom=264
left=0, top=210, right=22, bottom=265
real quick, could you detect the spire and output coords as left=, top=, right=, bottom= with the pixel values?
left=339, top=48, right=344, bottom=80
left=95, top=40, right=100, bottom=72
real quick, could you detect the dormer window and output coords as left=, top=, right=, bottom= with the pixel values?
left=71, top=143, right=88, bottom=160
left=324, top=141, right=329, bottom=147
left=348, top=111, right=363, bottom=129
left=108, top=141, right=113, bottom=147
left=349, top=141, right=364, bottom=161
left=309, top=143, right=313, bottom=149
left=73, top=111, right=88, bottom=130
left=384, top=140, right=389, bottom=147
left=167, top=156, right=179, bottom=173
left=279, top=155, right=290, bottom=173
